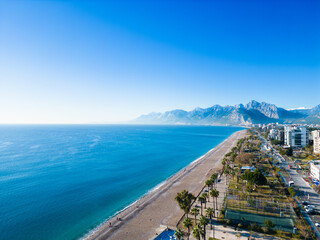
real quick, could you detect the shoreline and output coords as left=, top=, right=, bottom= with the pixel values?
left=84, top=129, right=247, bottom=240
left=81, top=139, right=224, bottom=240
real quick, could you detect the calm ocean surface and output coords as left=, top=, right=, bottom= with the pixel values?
left=0, top=125, right=243, bottom=240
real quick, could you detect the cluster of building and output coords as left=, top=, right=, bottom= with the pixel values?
left=284, top=126, right=308, bottom=147
left=312, top=130, right=320, bottom=154
left=256, top=123, right=320, bottom=153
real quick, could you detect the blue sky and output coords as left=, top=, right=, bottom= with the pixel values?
left=0, top=0, right=319, bottom=123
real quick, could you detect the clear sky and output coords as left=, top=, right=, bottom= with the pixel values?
left=0, top=0, right=319, bottom=123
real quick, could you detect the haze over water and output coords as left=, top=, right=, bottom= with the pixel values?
left=0, top=125, right=243, bottom=240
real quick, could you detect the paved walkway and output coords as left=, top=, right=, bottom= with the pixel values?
left=190, top=173, right=228, bottom=223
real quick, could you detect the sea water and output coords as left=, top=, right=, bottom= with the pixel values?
left=0, top=125, right=243, bottom=240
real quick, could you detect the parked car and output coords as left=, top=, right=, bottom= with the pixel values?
left=305, top=205, right=315, bottom=214
left=306, top=208, right=314, bottom=214
left=315, top=223, right=320, bottom=227
left=289, top=180, right=294, bottom=187
left=302, top=201, right=310, bottom=206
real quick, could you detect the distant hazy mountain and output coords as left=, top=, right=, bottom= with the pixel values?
left=134, top=100, right=320, bottom=126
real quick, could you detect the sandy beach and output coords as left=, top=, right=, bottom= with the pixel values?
left=85, top=129, right=247, bottom=240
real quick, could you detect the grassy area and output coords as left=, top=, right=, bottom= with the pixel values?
left=218, top=132, right=316, bottom=239
left=175, top=130, right=316, bottom=239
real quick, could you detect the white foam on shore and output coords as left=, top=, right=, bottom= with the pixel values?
left=80, top=197, right=140, bottom=240
left=80, top=132, right=238, bottom=240
left=81, top=177, right=172, bottom=240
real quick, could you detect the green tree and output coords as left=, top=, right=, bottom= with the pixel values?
left=288, top=186, right=296, bottom=197
left=192, top=224, right=203, bottom=240
left=206, top=207, right=214, bottom=230
left=286, top=147, right=293, bottom=156
left=175, top=190, right=195, bottom=218
left=209, top=190, right=216, bottom=216
left=264, top=219, right=275, bottom=232
left=174, top=227, right=183, bottom=240
left=191, top=207, right=200, bottom=224
left=198, top=195, right=205, bottom=215
left=231, top=153, right=237, bottom=162
left=183, top=218, right=193, bottom=240
left=202, top=192, right=208, bottom=208
left=242, top=169, right=267, bottom=185
left=247, top=198, right=256, bottom=207
left=231, top=170, right=236, bottom=181
left=211, top=173, right=218, bottom=181
left=199, top=216, right=208, bottom=240
left=210, top=173, right=218, bottom=187
left=210, top=189, right=219, bottom=210
left=222, top=158, right=227, bottom=166
left=205, top=179, right=213, bottom=194
left=224, top=167, right=230, bottom=185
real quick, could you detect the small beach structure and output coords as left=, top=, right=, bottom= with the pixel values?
left=154, top=228, right=176, bottom=240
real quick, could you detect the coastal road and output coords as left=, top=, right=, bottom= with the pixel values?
left=258, top=133, right=320, bottom=239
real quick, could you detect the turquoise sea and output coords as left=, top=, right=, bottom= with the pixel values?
left=0, top=125, right=243, bottom=240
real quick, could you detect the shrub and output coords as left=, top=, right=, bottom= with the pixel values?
left=264, top=219, right=275, bottom=232
left=243, top=169, right=267, bottom=185
left=247, top=198, right=256, bottom=207
left=250, top=223, right=263, bottom=232
left=288, top=186, right=296, bottom=197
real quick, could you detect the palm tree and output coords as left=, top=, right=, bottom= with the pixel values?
left=224, top=165, right=230, bottom=185
left=206, top=207, right=215, bottom=239
left=222, top=158, right=226, bottom=166
left=210, top=189, right=219, bottom=211
left=174, top=227, right=183, bottom=240
left=175, top=190, right=195, bottom=218
left=201, top=193, right=208, bottom=208
left=191, top=207, right=199, bottom=224
left=214, top=190, right=220, bottom=211
left=183, top=218, right=193, bottom=240
left=231, top=169, right=236, bottom=181
left=211, top=173, right=218, bottom=181
left=205, top=208, right=214, bottom=230
left=211, top=173, right=218, bottom=186
left=209, top=189, right=215, bottom=211
left=198, top=195, right=205, bottom=215
left=210, top=189, right=219, bottom=210
left=205, top=179, right=212, bottom=194
left=192, top=224, right=203, bottom=240
left=199, top=216, right=208, bottom=240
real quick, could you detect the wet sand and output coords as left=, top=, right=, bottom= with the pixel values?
left=85, top=129, right=247, bottom=240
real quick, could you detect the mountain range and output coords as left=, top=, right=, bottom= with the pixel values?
left=134, top=100, right=320, bottom=126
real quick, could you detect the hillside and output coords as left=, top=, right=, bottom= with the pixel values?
left=135, top=101, right=320, bottom=126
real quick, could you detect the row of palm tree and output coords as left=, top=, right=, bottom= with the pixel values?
left=179, top=215, right=208, bottom=240
left=173, top=137, right=245, bottom=239
left=175, top=182, right=220, bottom=239
left=181, top=208, right=214, bottom=240
left=175, top=198, right=217, bottom=239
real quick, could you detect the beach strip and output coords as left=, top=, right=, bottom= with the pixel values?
left=84, top=129, right=247, bottom=240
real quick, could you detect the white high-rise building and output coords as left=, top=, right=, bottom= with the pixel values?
left=313, top=130, right=320, bottom=154
left=284, top=126, right=308, bottom=147
left=312, top=130, right=320, bottom=139
left=310, top=162, right=320, bottom=180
